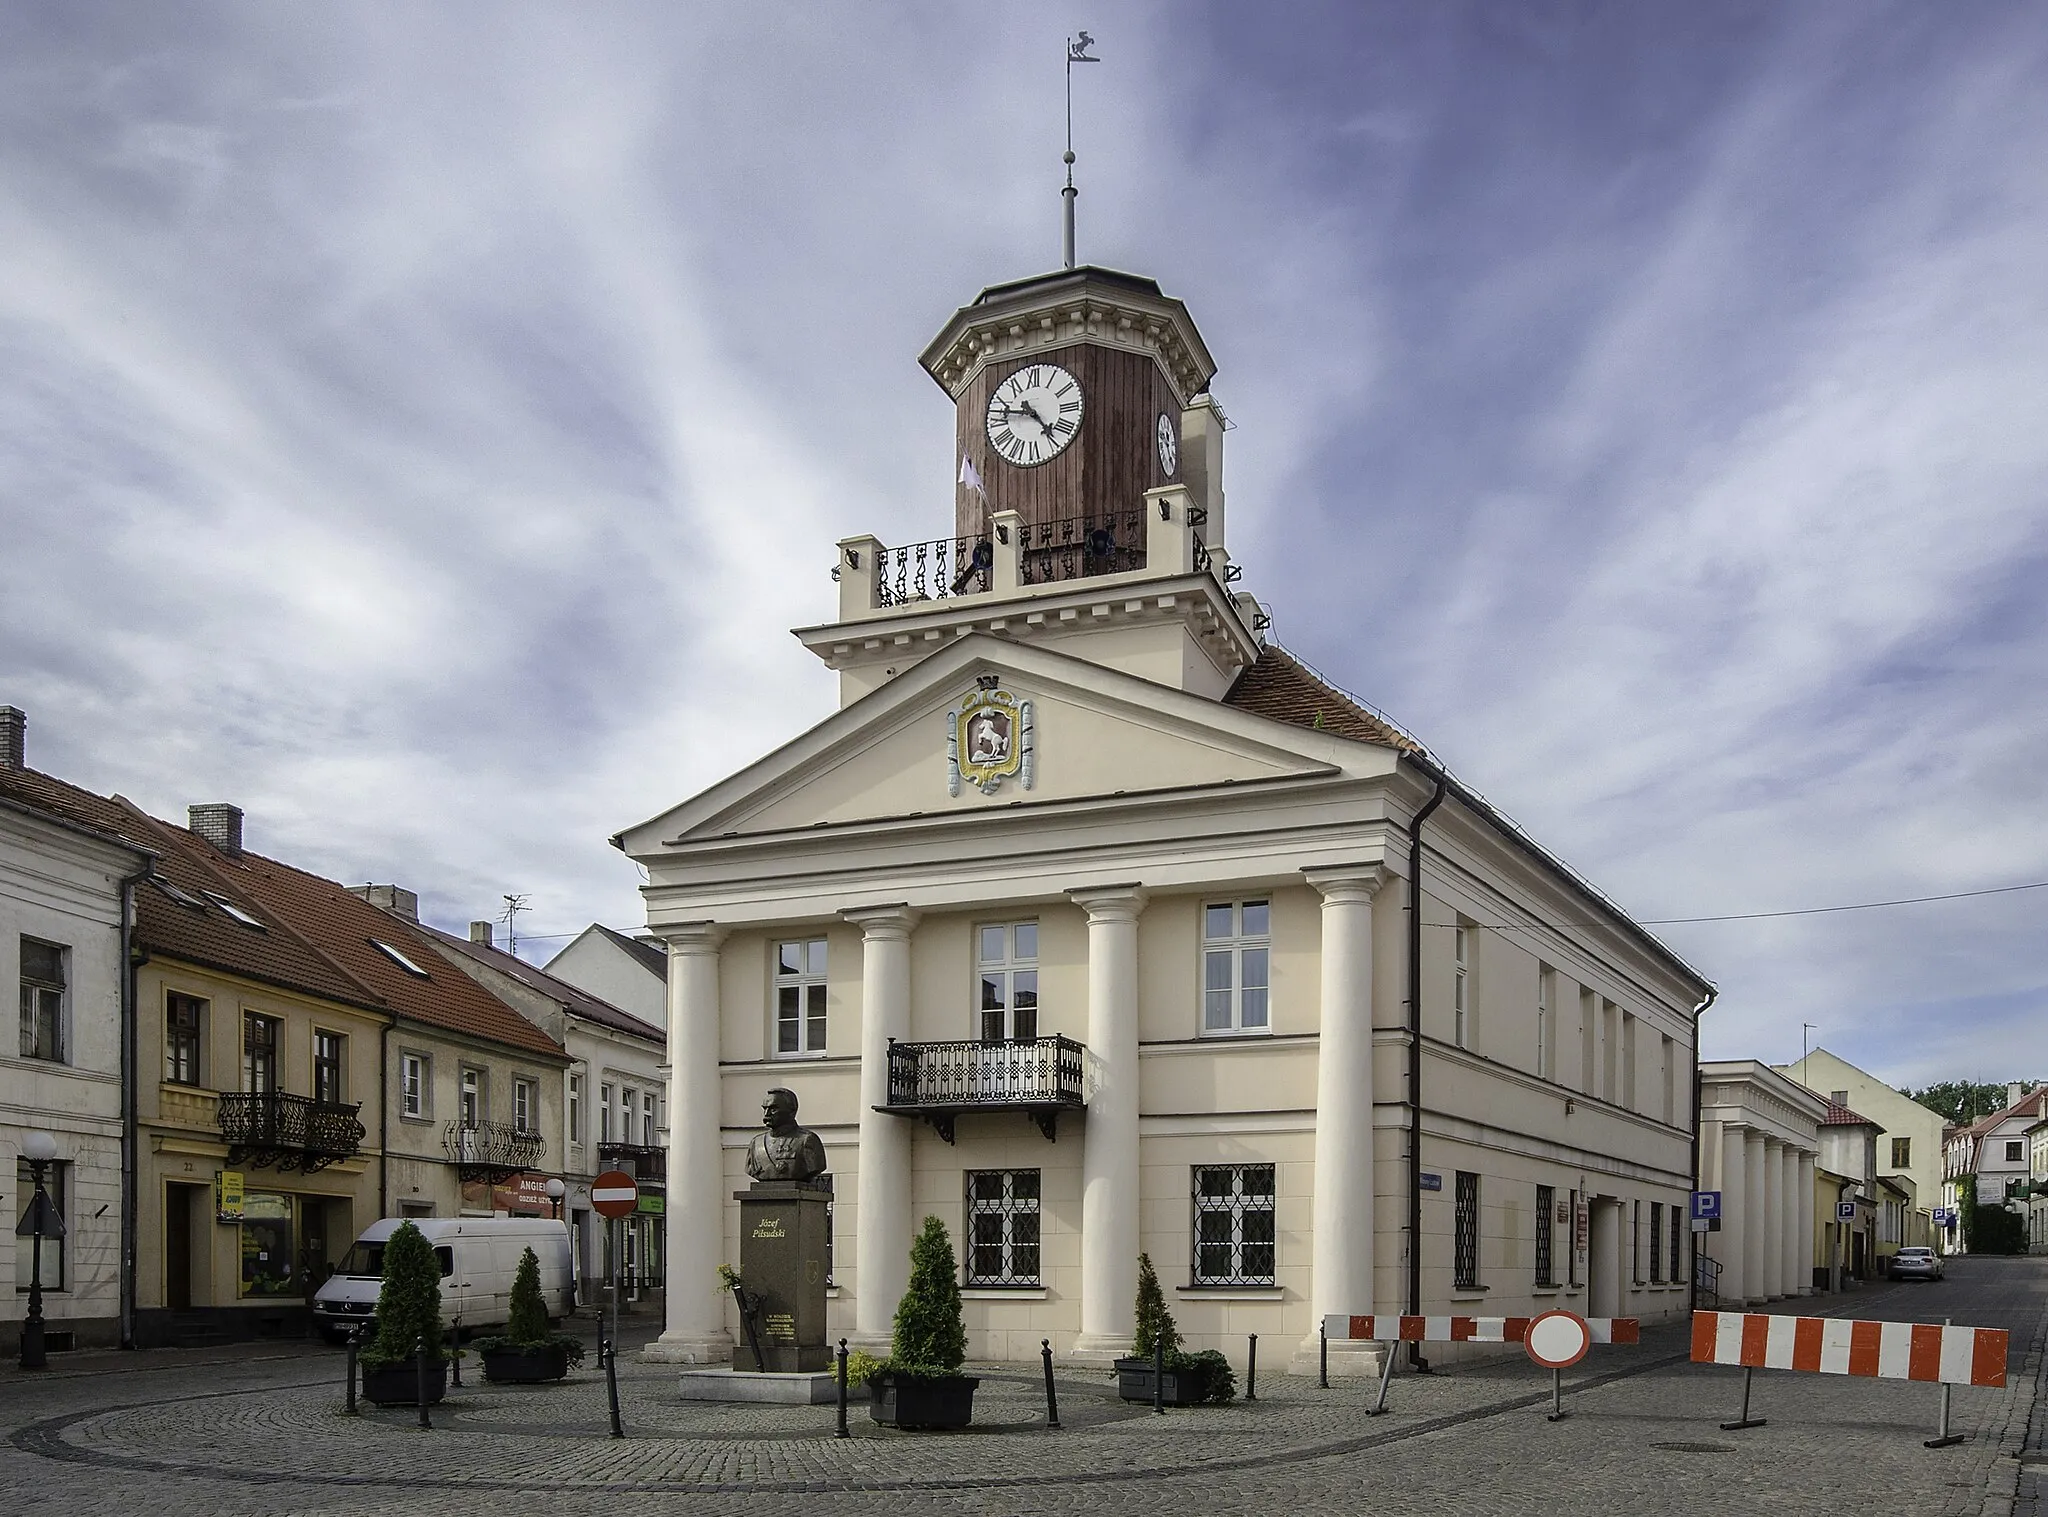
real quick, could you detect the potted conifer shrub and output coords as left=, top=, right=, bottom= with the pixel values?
left=358, top=1220, right=450, bottom=1406
left=1114, top=1253, right=1236, bottom=1406
left=869, top=1215, right=979, bottom=1430
left=473, top=1246, right=584, bottom=1384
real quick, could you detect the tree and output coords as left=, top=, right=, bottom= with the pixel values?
left=891, top=1215, right=967, bottom=1376
left=506, top=1246, right=548, bottom=1345
left=1131, top=1253, right=1181, bottom=1360
left=361, top=1220, right=442, bottom=1369
left=1903, top=1081, right=2031, bottom=1126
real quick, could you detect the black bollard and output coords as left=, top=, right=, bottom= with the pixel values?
left=345, top=1326, right=361, bottom=1415
left=1246, top=1333, right=1257, bottom=1402
left=1041, top=1338, right=1061, bottom=1430
left=836, top=1339, right=850, bottom=1439
left=1153, top=1335, right=1166, bottom=1415
left=1319, top=1321, right=1328, bottom=1389
left=603, top=1336, right=624, bottom=1439
left=447, top=1324, right=462, bottom=1388
left=415, top=1335, right=431, bottom=1430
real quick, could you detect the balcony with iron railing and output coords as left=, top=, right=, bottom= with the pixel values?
left=879, top=1034, right=1086, bottom=1143
left=216, top=1091, right=365, bottom=1174
left=596, top=1141, right=666, bottom=1183
left=443, top=1119, right=547, bottom=1184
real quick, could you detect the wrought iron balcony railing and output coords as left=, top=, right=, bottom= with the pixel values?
left=877, top=534, right=994, bottom=605
left=1018, top=509, right=1147, bottom=586
left=880, top=1034, right=1085, bottom=1143
left=596, top=1141, right=666, bottom=1183
left=217, top=1091, right=365, bottom=1174
left=442, top=1119, right=546, bottom=1183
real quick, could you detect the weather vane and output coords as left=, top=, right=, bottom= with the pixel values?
left=1064, top=31, right=1100, bottom=269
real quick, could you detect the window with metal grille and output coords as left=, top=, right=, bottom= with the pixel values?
left=775, top=939, right=828, bottom=1055
left=1649, top=1201, right=1664, bottom=1282
left=1201, top=901, right=1270, bottom=1034
left=1631, top=1199, right=1643, bottom=1283
left=1192, top=1164, right=1277, bottom=1285
left=1535, top=1184, right=1556, bottom=1286
left=965, top=1169, right=1041, bottom=1285
left=19, top=938, right=66, bottom=1063
left=1669, top=1203, right=1682, bottom=1287
left=1453, top=1171, right=1480, bottom=1289
left=242, top=1013, right=279, bottom=1094
left=977, top=923, right=1038, bottom=1041
left=314, top=1030, right=345, bottom=1105
left=165, top=992, right=205, bottom=1085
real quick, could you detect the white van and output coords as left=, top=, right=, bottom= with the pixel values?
left=313, top=1217, right=573, bottom=1344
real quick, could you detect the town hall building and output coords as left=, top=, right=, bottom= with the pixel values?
left=622, top=263, right=1713, bottom=1370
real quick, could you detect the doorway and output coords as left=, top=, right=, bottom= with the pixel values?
left=164, top=1183, right=204, bottom=1309
left=1587, top=1198, right=1622, bottom=1318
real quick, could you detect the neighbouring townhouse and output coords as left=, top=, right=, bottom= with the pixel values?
left=1774, top=1047, right=1942, bottom=1258
left=420, top=919, right=667, bottom=1300
left=620, top=262, right=1714, bottom=1372
left=1694, top=1061, right=1825, bottom=1307
left=1817, top=1099, right=1881, bottom=1289
left=1944, top=1084, right=2048, bottom=1253
left=2026, top=1113, right=2047, bottom=1254
left=546, top=923, right=669, bottom=1031
left=1, top=707, right=151, bottom=1354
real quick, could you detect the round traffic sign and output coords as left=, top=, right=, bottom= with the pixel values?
left=1523, top=1309, right=1592, bottom=1369
left=591, top=1169, right=639, bottom=1219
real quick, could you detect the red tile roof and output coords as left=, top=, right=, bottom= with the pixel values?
left=1821, top=1100, right=1880, bottom=1127
left=1961, top=1087, right=2048, bottom=1137
left=1222, top=644, right=1421, bottom=751
left=419, top=923, right=662, bottom=1046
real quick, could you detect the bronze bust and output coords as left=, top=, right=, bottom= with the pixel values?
left=745, top=1087, right=829, bottom=1186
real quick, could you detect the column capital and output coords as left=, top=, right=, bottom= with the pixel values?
left=1303, top=863, right=1390, bottom=904
left=842, top=903, right=920, bottom=939
left=657, top=920, right=727, bottom=955
left=1067, top=883, right=1148, bottom=922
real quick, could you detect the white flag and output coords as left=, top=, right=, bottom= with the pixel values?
left=959, top=453, right=987, bottom=498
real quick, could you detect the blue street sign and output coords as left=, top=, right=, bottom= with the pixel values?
left=1836, top=1201, right=1857, bottom=1221
left=1689, top=1191, right=1721, bottom=1222
left=1419, top=1173, right=1443, bottom=1192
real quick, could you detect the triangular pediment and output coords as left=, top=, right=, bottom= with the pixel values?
left=616, top=636, right=1391, bottom=853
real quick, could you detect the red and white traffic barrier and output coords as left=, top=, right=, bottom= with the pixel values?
left=1690, top=1311, right=2006, bottom=1388
left=1324, top=1313, right=1640, bottom=1346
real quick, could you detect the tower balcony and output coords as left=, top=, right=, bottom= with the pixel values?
left=878, top=1033, right=1086, bottom=1143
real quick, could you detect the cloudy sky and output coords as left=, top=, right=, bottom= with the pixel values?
left=3, top=4, right=2043, bottom=1086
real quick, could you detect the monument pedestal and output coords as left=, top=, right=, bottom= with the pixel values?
left=733, top=1182, right=831, bottom=1373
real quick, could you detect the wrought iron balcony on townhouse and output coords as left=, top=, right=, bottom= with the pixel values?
left=217, top=1091, right=365, bottom=1174
left=443, top=1119, right=546, bottom=1184
left=596, top=1141, right=666, bottom=1184
left=879, top=1034, right=1086, bottom=1143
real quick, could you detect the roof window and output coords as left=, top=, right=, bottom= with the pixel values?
left=200, top=891, right=267, bottom=930
left=151, top=877, right=207, bottom=910
left=371, top=939, right=432, bottom=978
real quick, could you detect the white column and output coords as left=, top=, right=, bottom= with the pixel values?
left=1718, top=1124, right=1748, bottom=1305
left=1795, top=1150, right=1816, bottom=1294
left=644, top=922, right=730, bottom=1363
left=1069, top=885, right=1146, bottom=1362
left=1778, top=1145, right=1802, bottom=1299
left=1743, top=1132, right=1768, bottom=1305
left=1303, top=866, right=1387, bottom=1372
left=1762, top=1138, right=1785, bottom=1299
left=845, top=905, right=920, bottom=1347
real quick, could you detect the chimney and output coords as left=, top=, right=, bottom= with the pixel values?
left=188, top=803, right=244, bottom=856
left=2008, top=1082, right=2025, bottom=1110
left=469, top=920, right=494, bottom=946
left=0, top=706, right=25, bottom=770
left=347, top=883, right=419, bottom=921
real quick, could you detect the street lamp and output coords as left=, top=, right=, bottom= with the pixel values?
left=544, top=1176, right=565, bottom=1221
left=17, top=1130, right=61, bottom=1370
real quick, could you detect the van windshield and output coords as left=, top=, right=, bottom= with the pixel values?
left=337, top=1242, right=455, bottom=1278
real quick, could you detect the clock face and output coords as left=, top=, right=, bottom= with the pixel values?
left=1156, top=412, right=1179, bottom=477
left=986, top=364, right=1083, bottom=468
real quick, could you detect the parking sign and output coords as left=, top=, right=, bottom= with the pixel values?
left=1689, top=1191, right=1721, bottom=1222
left=1836, top=1200, right=1857, bottom=1221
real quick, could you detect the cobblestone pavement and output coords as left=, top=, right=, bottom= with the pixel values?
left=1, top=1258, right=2041, bottom=1516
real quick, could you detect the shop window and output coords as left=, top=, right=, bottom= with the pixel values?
left=977, top=923, right=1038, bottom=1041
left=1201, top=902, right=1269, bottom=1035
left=165, top=992, right=205, bottom=1085
left=775, top=939, right=828, bottom=1055
left=965, top=1169, right=1041, bottom=1286
left=1192, top=1163, right=1277, bottom=1285
left=18, top=938, right=67, bottom=1063
left=238, top=1192, right=296, bottom=1298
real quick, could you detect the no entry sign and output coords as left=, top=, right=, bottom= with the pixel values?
left=591, top=1170, right=639, bottom=1219
left=1524, top=1310, right=1593, bottom=1370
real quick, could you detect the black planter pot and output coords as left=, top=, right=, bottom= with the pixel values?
left=1114, top=1357, right=1211, bottom=1406
left=480, top=1343, right=572, bottom=1384
left=868, top=1372, right=980, bottom=1430
left=361, top=1359, right=449, bottom=1406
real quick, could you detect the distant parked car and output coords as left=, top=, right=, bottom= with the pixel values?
left=1889, top=1247, right=1944, bottom=1281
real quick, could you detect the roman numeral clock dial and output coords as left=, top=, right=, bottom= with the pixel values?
left=985, top=363, right=1083, bottom=468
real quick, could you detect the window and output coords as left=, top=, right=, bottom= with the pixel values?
left=313, top=1030, right=345, bottom=1104
left=1567, top=1189, right=1581, bottom=1286
left=1669, top=1204, right=1682, bottom=1288
left=1452, top=925, right=1473, bottom=1048
left=514, top=1077, right=535, bottom=1133
left=642, top=1091, right=656, bottom=1146
left=1578, top=989, right=1596, bottom=1092
left=1453, top=1171, right=1480, bottom=1289
left=2007, top=1141, right=2025, bottom=1163
left=568, top=1074, right=583, bottom=1146
left=1535, top=1184, right=1556, bottom=1286
left=599, top=1083, right=614, bottom=1143
left=620, top=1087, right=636, bottom=1143
left=1631, top=1199, right=1643, bottom=1283
left=460, top=1068, right=482, bottom=1129
left=401, top=1053, right=427, bottom=1118
left=1621, top=1013, right=1638, bottom=1110
left=1192, top=1164, right=1277, bottom=1285
left=965, top=1169, right=1041, bottom=1285
left=978, top=923, right=1038, bottom=1041
left=242, top=1013, right=279, bottom=1094
left=200, top=891, right=266, bottom=930
left=165, top=992, right=205, bottom=1085
left=1535, top=966, right=1553, bottom=1080
left=1891, top=1136, right=1911, bottom=1169
left=1661, top=1034, right=1677, bottom=1124
left=775, top=939, right=828, bottom=1055
left=1201, top=902, right=1269, bottom=1035
left=19, top=938, right=66, bottom=1063
left=370, top=939, right=431, bottom=977
left=1649, top=1201, right=1664, bottom=1282
left=16, top=1159, right=67, bottom=1291
left=1600, top=1000, right=1619, bottom=1101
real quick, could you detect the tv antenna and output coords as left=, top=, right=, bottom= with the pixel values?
left=1063, top=31, right=1101, bottom=268
left=500, top=893, right=529, bottom=956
